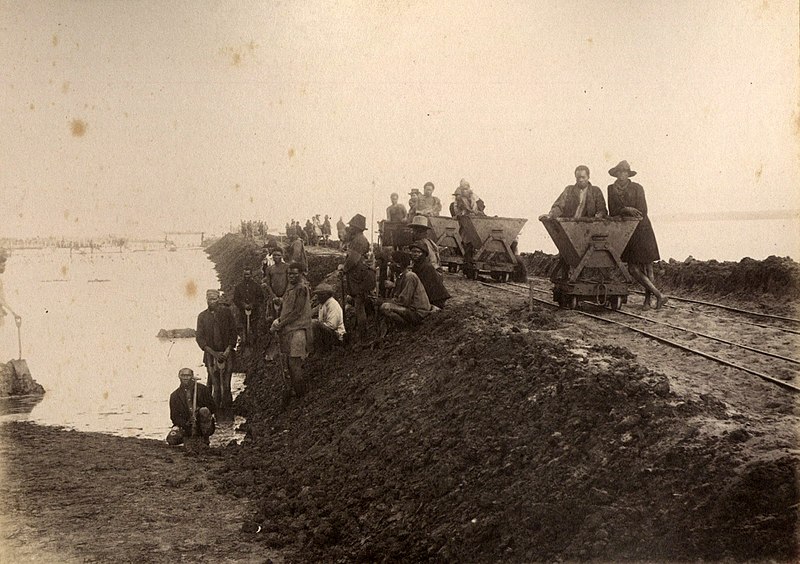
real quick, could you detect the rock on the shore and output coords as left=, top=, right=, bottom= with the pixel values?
left=156, top=328, right=197, bottom=339
left=0, top=359, right=45, bottom=397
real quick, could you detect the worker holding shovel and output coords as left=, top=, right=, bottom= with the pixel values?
left=270, top=262, right=312, bottom=404
left=195, top=289, right=237, bottom=417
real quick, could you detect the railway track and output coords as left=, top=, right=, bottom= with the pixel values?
left=478, top=280, right=800, bottom=393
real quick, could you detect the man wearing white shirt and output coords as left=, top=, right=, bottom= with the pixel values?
left=311, top=283, right=345, bottom=351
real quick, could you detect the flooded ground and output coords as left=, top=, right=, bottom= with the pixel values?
left=0, top=247, right=245, bottom=444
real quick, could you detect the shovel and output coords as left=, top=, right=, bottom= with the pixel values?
left=15, top=315, right=22, bottom=360
left=244, top=307, right=252, bottom=344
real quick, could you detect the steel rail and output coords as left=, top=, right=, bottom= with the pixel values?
left=479, top=281, right=800, bottom=393
left=590, top=304, right=800, bottom=366
left=515, top=281, right=800, bottom=336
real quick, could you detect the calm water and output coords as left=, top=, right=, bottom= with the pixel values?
left=518, top=217, right=800, bottom=261
left=0, top=248, right=245, bottom=444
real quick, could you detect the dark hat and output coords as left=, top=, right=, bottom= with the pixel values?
left=314, top=283, right=334, bottom=295
left=608, top=160, right=637, bottom=177
left=391, top=250, right=411, bottom=268
left=408, top=188, right=421, bottom=196
left=409, top=242, right=429, bottom=255
left=348, top=214, right=367, bottom=231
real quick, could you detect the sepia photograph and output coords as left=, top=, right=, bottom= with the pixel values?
left=1, top=1, right=798, bottom=562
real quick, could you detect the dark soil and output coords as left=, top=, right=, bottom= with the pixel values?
left=209, top=246, right=799, bottom=562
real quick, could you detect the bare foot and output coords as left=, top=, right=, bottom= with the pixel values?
left=655, top=295, right=669, bottom=309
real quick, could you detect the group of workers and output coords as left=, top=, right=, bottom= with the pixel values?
left=284, top=215, right=334, bottom=247
left=387, top=179, right=486, bottom=223
left=169, top=165, right=667, bottom=445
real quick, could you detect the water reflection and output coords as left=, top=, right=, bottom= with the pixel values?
left=0, top=248, right=246, bottom=444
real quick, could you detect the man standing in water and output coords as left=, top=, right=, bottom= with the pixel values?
left=0, top=248, right=21, bottom=332
left=195, top=289, right=237, bottom=416
left=167, top=368, right=216, bottom=446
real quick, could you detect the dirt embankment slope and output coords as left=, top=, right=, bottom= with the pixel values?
left=210, top=242, right=798, bottom=562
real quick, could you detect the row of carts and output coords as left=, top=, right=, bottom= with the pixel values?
left=378, top=215, right=528, bottom=282
left=379, top=214, right=643, bottom=310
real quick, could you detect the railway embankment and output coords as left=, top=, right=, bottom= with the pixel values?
left=208, top=236, right=799, bottom=562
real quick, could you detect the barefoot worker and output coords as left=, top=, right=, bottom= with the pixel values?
left=167, top=368, right=216, bottom=446
left=378, top=250, right=433, bottom=336
left=195, top=289, right=237, bottom=413
left=607, top=160, right=667, bottom=309
left=270, top=263, right=312, bottom=400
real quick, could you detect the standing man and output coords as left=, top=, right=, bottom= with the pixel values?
left=322, top=215, right=332, bottom=244
left=544, top=165, right=608, bottom=219
left=341, top=213, right=374, bottom=344
left=263, top=248, right=290, bottom=322
left=233, top=267, right=264, bottom=345
left=311, top=283, right=345, bottom=351
left=416, top=182, right=442, bottom=216
left=408, top=215, right=441, bottom=270
left=336, top=217, right=347, bottom=248
left=167, top=368, right=216, bottom=446
left=386, top=192, right=407, bottom=222
left=195, top=289, right=237, bottom=415
left=0, top=248, right=21, bottom=332
left=285, top=229, right=308, bottom=274
left=270, top=263, right=312, bottom=400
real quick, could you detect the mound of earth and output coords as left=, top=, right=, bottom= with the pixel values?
left=218, top=300, right=795, bottom=562
left=0, top=360, right=45, bottom=397
left=201, top=240, right=797, bottom=562
left=205, top=234, right=344, bottom=292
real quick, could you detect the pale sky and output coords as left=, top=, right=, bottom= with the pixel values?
left=2, top=1, right=798, bottom=252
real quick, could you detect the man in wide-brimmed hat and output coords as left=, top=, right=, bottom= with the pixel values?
left=195, top=289, right=237, bottom=415
left=408, top=215, right=441, bottom=269
left=607, top=160, right=668, bottom=309
left=341, top=213, right=375, bottom=344
left=416, top=182, right=442, bottom=217
left=544, top=165, right=608, bottom=220
left=311, top=283, right=345, bottom=352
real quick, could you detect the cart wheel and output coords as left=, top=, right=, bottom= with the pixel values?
left=569, top=296, right=578, bottom=310
left=448, top=265, right=457, bottom=273
left=499, top=272, right=510, bottom=283
left=610, top=296, right=622, bottom=311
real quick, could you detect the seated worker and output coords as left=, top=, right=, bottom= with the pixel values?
left=408, top=215, right=441, bottom=270
left=311, top=283, right=346, bottom=351
left=167, top=368, right=216, bottom=446
left=453, top=179, right=481, bottom=216
left=378, top=250, right=433, bottom=336
left=409, top=242, right=451, bottom=309
left=415, top=182, right=442, bottom=216
left=386, top=192, right=407, bottom=222
left=542, top=165, right=608, bottom=219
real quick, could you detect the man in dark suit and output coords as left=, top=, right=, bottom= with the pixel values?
left=167, top=368, right=216, bottom=445
left=546, top=165, right=608, bottom=219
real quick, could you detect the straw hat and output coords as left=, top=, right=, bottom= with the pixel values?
left=348, top=214, right=367, bottom=231
left=409, top=216, right=429, bottom=229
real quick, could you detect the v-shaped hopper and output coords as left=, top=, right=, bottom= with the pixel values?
left=540, top=217, right=639, bottom=268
